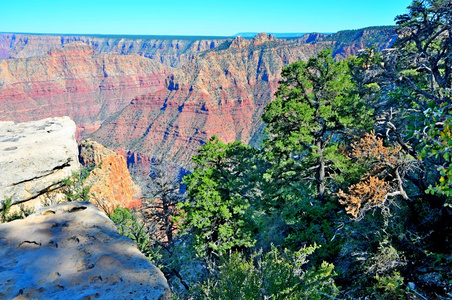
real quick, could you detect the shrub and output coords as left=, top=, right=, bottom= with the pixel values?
left=109, top=207, right=162, bottom=264
left=199, top=244, right=338, bottom=299
left=61, top=168, right=92, bottom=202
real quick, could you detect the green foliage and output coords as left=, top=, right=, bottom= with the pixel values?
left=61, top=167, right=92, bottom=202
left=199, top=245, right=338, bottom=300
left=420, top=106, right=452, bottom=207
left=0, top=198, right=16, bottom=223
left=366, top=240, right=406, bottom=276
left=150, top=3, right=452, bottom=298
left=373, top=271, right=406, bottom=299
left=254, top=48, right=373, bottom=263
left=0, top=198, right=33, bottom=223
left=109, top=207, right=162, bottom=264
left=262, top=48, right=373, bottom=201
left=1, top=197, right=12, bottom=223
left=177, top=136, right=256, bottom=259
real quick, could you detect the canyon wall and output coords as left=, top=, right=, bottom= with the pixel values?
left=0, top=28, right=397, bottom=172
left=79, top=139, right=142, bottom=213
left=0, top=42, right=169, bottom=137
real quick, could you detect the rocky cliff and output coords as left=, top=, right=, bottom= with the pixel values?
left=79, top=139, right=142, bottom=213
left=0, top=201, right=170, bottom=299
left=301, top=26, right=397, bottom=59
left=0, top=117, right=79, bottom=206
left=0, top=42, right=169, bottom=137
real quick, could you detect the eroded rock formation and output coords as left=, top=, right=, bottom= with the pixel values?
left=79, top=139, right=142, bottom=213
left=0, top=117, right=79, bottom=206
left=0, top=201, right=171, bottom=299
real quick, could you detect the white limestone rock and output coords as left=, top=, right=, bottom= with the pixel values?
left=0, top=201, right=171, bottom=299
left=0, top=117, right=79, bottom=205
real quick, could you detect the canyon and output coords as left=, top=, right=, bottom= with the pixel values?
left=0, top=27, right=397, bottom=174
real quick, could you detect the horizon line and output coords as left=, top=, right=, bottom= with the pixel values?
left=0, top=25, right=396, bottom=40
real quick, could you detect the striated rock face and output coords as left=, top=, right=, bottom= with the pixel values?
left=252, top=32, right=277, bottom=45
left=229, top=36, right=250, bottom=49
left=295, top=26, right=398, bottom=59
left=79, top=139, right=142, bottom=213
left=0, top=201, right=171, bottom=299
left=0, top=42, right=169, bottom=137
left=0, top=117, right=79, bottom=206
left=90, top=38, right=334, bottom=166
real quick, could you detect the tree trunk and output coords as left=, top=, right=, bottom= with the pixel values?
left=317, top=140, right=325, bottom=201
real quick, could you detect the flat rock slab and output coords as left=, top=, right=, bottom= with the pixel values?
left=0, top=116, right=80, bottom=205
left=0, top=202, right=170, bottom=299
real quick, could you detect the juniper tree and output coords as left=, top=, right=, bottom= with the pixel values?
left=176, top=136, right=257, bottom=259
left=262, top=48, right=373, bottom=202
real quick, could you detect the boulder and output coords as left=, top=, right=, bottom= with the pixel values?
left=0, top=201, right=170, bottom=299
left=0, top=117, right=79, bottom=206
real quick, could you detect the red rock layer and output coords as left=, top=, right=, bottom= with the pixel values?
left=0, top=42, right=169, bottom=137
left=79, top=139, right=142, bottom=213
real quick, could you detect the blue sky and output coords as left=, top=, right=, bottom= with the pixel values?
left=1, top=0, right=413, bottom=36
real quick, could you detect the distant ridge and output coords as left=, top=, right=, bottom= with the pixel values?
left=234, top=32, right=310, bottom=38
left=1, top=25, right=396, bottom=41
left=0, top=32, right=232, bottom=41
left=234, top=26, right=395, bottom=39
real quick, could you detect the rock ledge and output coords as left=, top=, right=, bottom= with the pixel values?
left=0, top=117, right=79, bottom=205
left=0, top=201, right=170, bottom=299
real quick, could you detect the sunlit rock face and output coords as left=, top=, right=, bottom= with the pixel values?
left=78, top=139, right=142, bottom=213
left=0, top=32, right=228, bottom=68
left=90, top=34, right=332, bottom=167
left=0, top=201, right=171, bottom=299
left=0, top=117, right=79, bottom=206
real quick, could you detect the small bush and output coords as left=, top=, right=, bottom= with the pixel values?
left=374, top=271, right=406, bottom=299
left=109, top=207, right=162, bottom=264
left=61, top=167, right=92, bottom=202
left=1, top=198, right=34, bottom=223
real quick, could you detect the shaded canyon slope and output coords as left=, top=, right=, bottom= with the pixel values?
left=90, top=29, right=397, bottom=168
left=79, top=139, right=142, bottom=213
